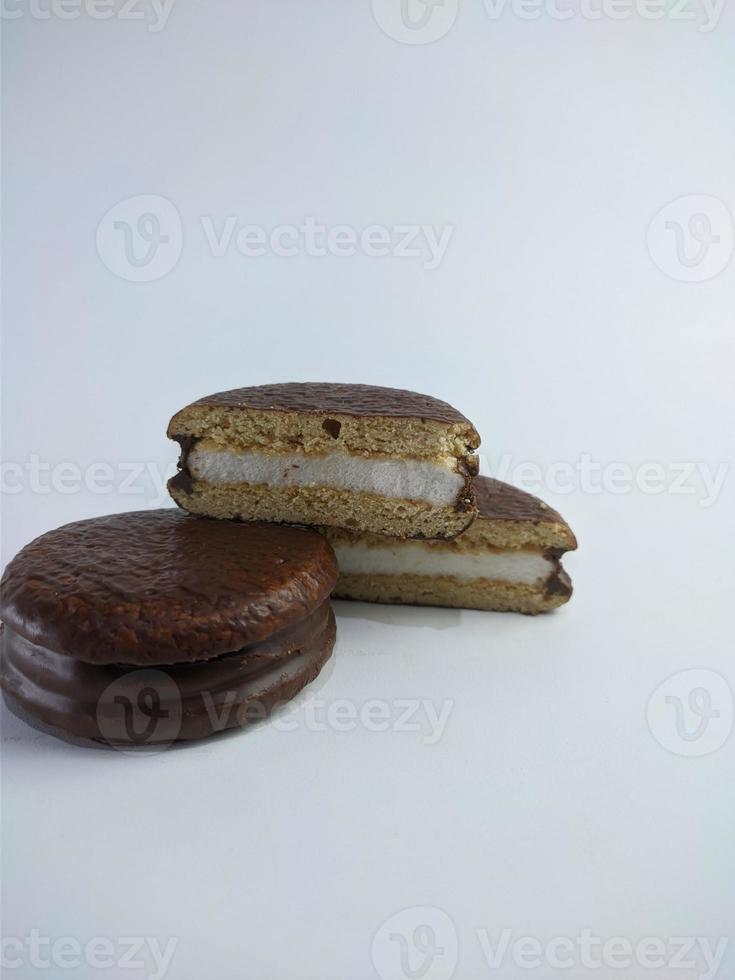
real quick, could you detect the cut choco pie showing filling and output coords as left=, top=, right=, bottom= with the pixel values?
left=167, top=383, right=480, bottom=539
left=321, top=476, right=577, bottom=614
left=0, top=511, right=338, bottom=744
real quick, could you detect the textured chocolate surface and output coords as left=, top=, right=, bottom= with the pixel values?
left=476, top=477, right=574, bottom=536
left=1, top=603, right=335, bottom=744
left=169, top=382, right=480, bottom=434
left=476, top=476, right=575, bottom=600
left=0, top=510, right=338, bottom=666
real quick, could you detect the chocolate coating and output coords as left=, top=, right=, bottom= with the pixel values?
left=544, top=567, right=573, bottom=599
left=473, top=477, right=575, bottom=602
left=0, top=511, right=338, bottom=666
left=1, top=603, right=335, bottom=744
left=169, top=382, right=480, bottom=436
left=476, top=477, right=576, bottom=541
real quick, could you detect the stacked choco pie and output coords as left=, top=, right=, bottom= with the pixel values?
left=0, top=384, right=576, bottom=746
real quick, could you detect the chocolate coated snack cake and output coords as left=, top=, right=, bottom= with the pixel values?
left=321, top=476, right=576, bottom=614
left=0, top=510, right=338, bottom=744
left=167, top=383, right=480, bottom=539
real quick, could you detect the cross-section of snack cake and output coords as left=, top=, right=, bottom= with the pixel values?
left=167, top=383, right=480, bottom=539
left=321, top=476, right=577, bottom=613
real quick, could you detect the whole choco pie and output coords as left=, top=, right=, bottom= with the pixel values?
left=0, top=510, right=338, bottom=745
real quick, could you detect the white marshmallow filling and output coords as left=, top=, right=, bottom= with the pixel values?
left=187, top=447, right=467, bottom=508
left=331, top=541, right=553, bottom=585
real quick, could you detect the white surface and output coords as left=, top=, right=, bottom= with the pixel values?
left=332, top=539, right=552, bottom=583
left=2, top=2, right=734, bottom=979
left=189, top=445, right=465, bottom=505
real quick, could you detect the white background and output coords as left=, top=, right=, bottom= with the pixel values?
left=2, top=1, right=734, bottom=978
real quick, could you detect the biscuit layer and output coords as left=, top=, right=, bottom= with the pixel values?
left=168, top=482, right=475, bottom=538
left=167, top=382, right=480, bottom=460
left=333, top=574, right=570, bottom=614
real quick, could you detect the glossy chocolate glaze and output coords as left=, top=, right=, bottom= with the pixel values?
left=0, top=511, right=338, bottom=666
left=543, top=566, right=573, bottom=598
left=475, top=476, right=573, bottom=532
left=0, top=603, right=335, bottom=744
